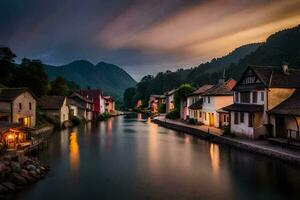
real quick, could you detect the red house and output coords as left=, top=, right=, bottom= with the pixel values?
left=79, top=90, right=105, bottom=118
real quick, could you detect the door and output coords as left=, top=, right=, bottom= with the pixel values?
left=275, top=116, right=287, bottom=138
left=209, top=113, right=215, bottom=126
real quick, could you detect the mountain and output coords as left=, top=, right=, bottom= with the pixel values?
left=133, top=43, right=260, bottom=104
left=44, top=60, right=137, bottom=96
left=227, top=24, right=300, bottom=79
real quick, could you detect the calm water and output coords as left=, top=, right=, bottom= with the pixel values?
left=14, top=113, right=300, bottom=200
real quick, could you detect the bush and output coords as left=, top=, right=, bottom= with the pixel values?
left=188, top=118, right=197, bottom=125
left=71, top=116, right=82, bottom=126
left=223, top=124, right=230, bottom=135
left=166, top=109, right=180, bottom=119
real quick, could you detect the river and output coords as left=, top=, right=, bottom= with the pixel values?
left=14, top=113, right=300, bottom=200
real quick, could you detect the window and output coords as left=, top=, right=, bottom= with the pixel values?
left=29, top=102, right=32, bottom=110
left=252, top=92, right=257, bottom=103
left=234, top=112, right=239, bottom=124
left=240, top=112, right=244, bottom=123
left=235, top=92, right=239, bottom=102
left=223, top=115, right=226, bottom=122
left=261, top=92, right=264, bottom=101
left=248, top=113, right=253, bottom=127
left=63, top=114, right=65, bottom=121
left=19, top=103, right=22, bottom=110
left=204, top=112, right=207, bottom=120
left=208, top=96, right=211, bottom=103
left=240, top=92, right=250, bottom=103
left=200, top=112, right=202, bottom=118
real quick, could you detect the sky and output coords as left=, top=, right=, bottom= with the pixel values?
left=1, top=0, right=300, bottom=81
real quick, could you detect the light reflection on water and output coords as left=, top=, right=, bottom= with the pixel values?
left=14, top=113, right=300, bottom=200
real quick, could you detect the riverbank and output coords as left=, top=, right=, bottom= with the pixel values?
left=152, top=117, right=300, bottom=165
left=0, top=155, right=50, bottom=198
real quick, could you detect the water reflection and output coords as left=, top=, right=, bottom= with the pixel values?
left=210, top=144, right=220, bottom=177
left=69, top=130, right=80, bottom=178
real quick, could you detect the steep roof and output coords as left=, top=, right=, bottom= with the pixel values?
left=269, top=90, right=300, bottom=116
left=164, top=89, right=177, bottom=96
left=150, top=95, right=166, bottom=99
left=203, top=79, right=236, bottom=96
left=0, top=88, right=37, bottom=102
left=70, top=92, right=93, bottom=104
left=187, top=85, right=214, bottom=97
left=235, top=65, right=300, bottom=89
left=68, top=98, right=85, bottom=109
left=79, top=89, right=103, bottom=99
left=38, top=96, right=66, bottom=110
left=188, top=99, right=203, bottom=110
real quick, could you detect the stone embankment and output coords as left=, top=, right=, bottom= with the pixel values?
left=0, top=155, right=49, bottom=198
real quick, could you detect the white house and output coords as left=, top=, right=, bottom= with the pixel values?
left=0, top=88, right=37, bottom=127
left=38, top=96, right=69, bottom=127
left=223, top=65, right=300, bottom=139
left=165, top=89, right=177, bottom=113
left=187, top=85, right=213, bottom=121
left=201, top=79, right=236, bottom=128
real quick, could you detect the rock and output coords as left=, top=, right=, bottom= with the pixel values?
left=20, top=169, right=29, bottom=177
left=2, top=182, right=15, bottom=191
left=11, top=161, right=21, bottom=173
left=29, top=170, right=40, bottom=179
left=26, top=164, right=36, bottom=171
left=21, top=174, right=36, bottom=183
left=0, top=184, right=8, bottom=194
left=36, top=169, right=41, bottom=175
left=11, top=173, right=27, bottom=185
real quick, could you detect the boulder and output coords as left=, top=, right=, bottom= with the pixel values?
left=11, top=173, right=27, bottom=185
left=2, top=182, right=15, bottom=191
left=0, top=184, right=8, bottom=194
left=11, top=161, right=21, bottom=173
left=29, top=170, right=40, bottom=179
left=26, top=164, right=36, bottom=171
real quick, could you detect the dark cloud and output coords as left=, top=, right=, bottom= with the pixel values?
left=1, top=0, right=300, bottom=80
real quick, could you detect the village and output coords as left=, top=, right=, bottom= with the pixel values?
left=146, top=64, right=300, bottom=161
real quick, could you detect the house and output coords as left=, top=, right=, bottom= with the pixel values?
left=69, top=99, right=86, bottom=119
left=201, top=79, right=236, bottom=128
left=268, top=89, right=300, bottom=142
left=164, top=89, right=177, bottom=113
left=104, top=96, right=115, bottom=113
left=148, top=95, right=166, bottom=112
left=187, top=85, right=213, bottom=121
left=69, top=92, right=93, bottom=121
left=38, top=96, right=69, bottom=126
left=0, top=122, right=28, bottom=149
left=79, top=90, right=105, bottom=118
left=223, top=64, right=300, bottom=139
left=0, top=88, right=36, bottom=128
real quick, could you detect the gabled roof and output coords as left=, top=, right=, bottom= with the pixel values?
left=150, top=95, right=166, bottom=99
left=0, top=88, right=37, bottom=102
left=203, top=79, right=236, bottom=96
left=104, top=96, right=114, bottom=102
left=269, top=90, right=300, bottom=116
left=234, top=65, right=300, bottom=90
left=187, top=84, right=214, bottom=97
left=0, top=122, right=22, bottom=133
left=70, top=92, right=93, bottom=104
left=164, top=89, right=177, bottom=96
left=68, top=98, right=85, bottom=109
left=188, top=99, right=203, bottom=110
left=222, top=104, right=264, bottom=112
left=79, top=89, right=103, bottom=99
left=38, top=96, right=66, bottom=110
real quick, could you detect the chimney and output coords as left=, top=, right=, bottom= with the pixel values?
left=282, top=63, right=289, bottom=75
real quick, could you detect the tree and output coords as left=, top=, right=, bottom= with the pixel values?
left=123, top=87, right=136, bottom=108
left=48, top=77, right=69, bottom=96
left=174, top=84, right=195, bottom=110
left=0, top=47, right=17, bottom=86
left=14, top=58, right=48, bottom=96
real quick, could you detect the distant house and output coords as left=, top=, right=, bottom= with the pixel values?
left=69, top=99, right=86, bottom=119
left=104, top=96, right=115, bottom=113
left=79, top=90, right=105, bottom=118
left=148, top=95, right=166, bottom=112
left=0, top=88, right=36, bottom=128
left=164, top=89, right=177, bottom=113
left=38, top=96, right=69, bottom=126
left=69, top=92, right=93, bottom=121
left=223, top=65, right=300, bottom=139
left=187, top=85, right=213, bottom=121
left=201, top=79, right=236, bottom=128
